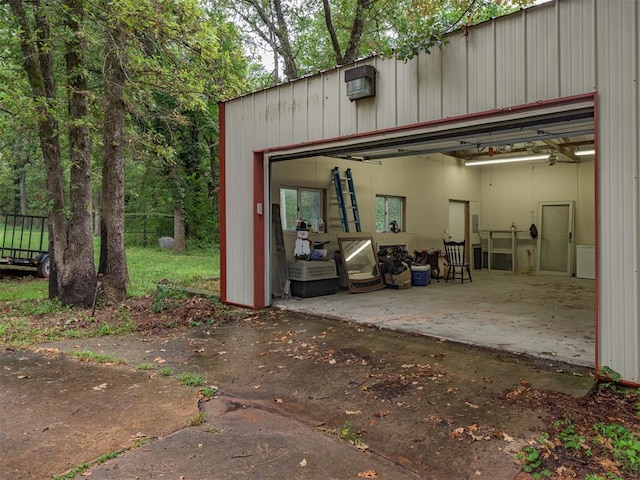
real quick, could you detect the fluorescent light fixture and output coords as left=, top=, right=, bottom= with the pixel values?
left=345, top=239, right=371, bottom=262
left=574, top=149, right=595, bottom=156
left=465, top=154, right=550, bottom=166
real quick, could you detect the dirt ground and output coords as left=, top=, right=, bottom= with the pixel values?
left=1, top=289, right=638, bottom=479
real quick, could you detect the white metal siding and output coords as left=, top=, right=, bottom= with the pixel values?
left=225, top=97, right=255, bottom=306
left=595, top=0, right=640, bottom=384
left=417, top=46, right=443, bottom=121
left=467, top=23, right=496, bottom=113
left=222, top=0, right=640, bottom=382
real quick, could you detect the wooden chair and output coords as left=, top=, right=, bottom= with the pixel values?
left=442, top=240, right=472, bottom=283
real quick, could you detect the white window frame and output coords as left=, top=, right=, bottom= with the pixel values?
left=279, top=186, right=325, bottom=231
left=376, top=195, right=405, bottom=233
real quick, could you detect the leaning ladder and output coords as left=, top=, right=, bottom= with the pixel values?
left=332, top=167, right=361, bottom=232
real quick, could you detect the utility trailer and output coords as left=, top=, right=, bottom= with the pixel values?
left=0, top=214, right=50, bottom=278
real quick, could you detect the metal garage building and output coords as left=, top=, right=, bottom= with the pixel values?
left=219, top=0, right=639, bottom=384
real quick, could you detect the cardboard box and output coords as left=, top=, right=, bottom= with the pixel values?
left=384, top=268, right=412, bottom=289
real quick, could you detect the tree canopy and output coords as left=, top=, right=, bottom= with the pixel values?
left=225, top=0, right=533, bottom=83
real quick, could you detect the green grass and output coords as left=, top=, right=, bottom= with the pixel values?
left=124, top=246, right=219, bottom=296
left=135, top=362, right=157, bottom=371
left=68, top=350, right=125, bottom=364
left=52, top=462, right=90, bottom=480
left=200, top=385, right=217, bottom=398
left=0, top=245, right=219, bottom=302
left=177, top=372, right=205, bottom=387
left=0, top=223, right=49, bottom=251
left=0, top=275, right=49, bottom=302
left=188, top=410, right=206, bottom=426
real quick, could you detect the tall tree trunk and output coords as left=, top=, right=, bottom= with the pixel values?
left=173, top=207, right=185, bottom=252
left=19, top=170, right=27, bottom=216
left=8, top=0, right=96, bottom=305
left=272, top=0, right=297, bottom=79
left=341, top=0, right=372, bottom=65
left=62, top=0, right=97, bottom=305
left=99, top=19, right=128, bottom=303
left=209, top=143, right=219, bottom=244
left=322, top=0, right=344, bottom=64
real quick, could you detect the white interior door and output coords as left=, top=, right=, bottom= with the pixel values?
left=448, top=201, right=466, bottom=242
left=537, top=201, right=574, bottom=276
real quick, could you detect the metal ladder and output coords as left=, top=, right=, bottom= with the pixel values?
left=332, top=167, right=361, bottom=232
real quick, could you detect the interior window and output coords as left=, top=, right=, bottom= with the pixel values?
left=280, top=187, right=324, bottom=231
left=376, top=195, right=405, bottom=232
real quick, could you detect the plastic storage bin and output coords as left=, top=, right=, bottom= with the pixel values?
left=290, top=278, right=338, bottom=298
left=288, top=260, right=338, bottom=298
left=288, top=260, right=337, bottom=281
left=410, top=265, right=431, bottom=286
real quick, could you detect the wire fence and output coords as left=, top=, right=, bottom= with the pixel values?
left=124, top=213, right=173, bottom=247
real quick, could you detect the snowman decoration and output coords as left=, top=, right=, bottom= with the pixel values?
left=294, top=221, right=313, bottom=260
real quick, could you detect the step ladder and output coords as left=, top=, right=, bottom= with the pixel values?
left=331, top=167, right=361, bottom=232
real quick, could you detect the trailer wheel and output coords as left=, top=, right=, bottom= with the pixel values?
left=37, top=255, right=50, bottom=278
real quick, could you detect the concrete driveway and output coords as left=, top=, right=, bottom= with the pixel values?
left=1, top=308, right=593, bottom=479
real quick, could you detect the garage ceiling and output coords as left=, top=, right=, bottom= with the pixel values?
left=269, top=107, right=595, bottom=165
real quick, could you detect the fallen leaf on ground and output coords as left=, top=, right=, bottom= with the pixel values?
left=299, top=458, right=307, bottom=467
left=153, top=357, right=166, bottom=363
left=93, top=383, right=107, bottom=391
left=345, top=410, right=362, bottom=415
left=599, top=458, right=620, bottom=474
left=357, top=470, right=378, bottom=478
left=465, top=401, right=479, bottom=409
left=502, top=432, right=514, bottom=442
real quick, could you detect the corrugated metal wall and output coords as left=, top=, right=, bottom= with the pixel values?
left=222, top=0, right=640, bottom=383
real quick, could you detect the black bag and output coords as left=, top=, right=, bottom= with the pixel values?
left=529, top=224, right=538, bottom=239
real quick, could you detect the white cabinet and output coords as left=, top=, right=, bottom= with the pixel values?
left=576, top=245, right=595, bottom=279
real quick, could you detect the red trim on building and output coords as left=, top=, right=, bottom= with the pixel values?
left=253, top=152, right=266, bottom=309
left=218, top=101, right=227, bottom=303
left=593, top=94, right=600, bottom=376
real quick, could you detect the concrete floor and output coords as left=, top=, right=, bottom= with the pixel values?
left=275, top=270, right=595, bottom=368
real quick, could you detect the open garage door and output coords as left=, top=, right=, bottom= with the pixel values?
left=267, top=97, right=596, bottom=368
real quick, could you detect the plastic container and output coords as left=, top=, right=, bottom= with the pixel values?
left=288, top=260, right=337, bottom=281
left=410, top=265, right=431, bottom=286
left=290, top=278, right=337, bottom=298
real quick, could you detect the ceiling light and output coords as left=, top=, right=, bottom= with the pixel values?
left=574, top=149, right=595, bottom=156
left=465, top=154, right=550, bottom=166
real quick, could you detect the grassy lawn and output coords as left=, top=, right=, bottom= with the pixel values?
left=126, top=246, right=219, bottom=296
left=0, top=246, right=220, bottom=302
